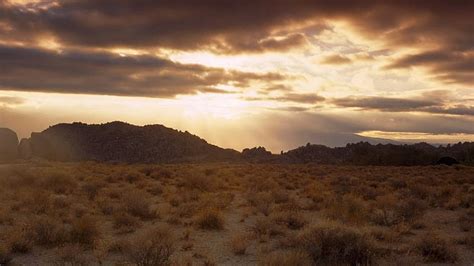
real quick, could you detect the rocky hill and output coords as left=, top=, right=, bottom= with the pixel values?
left=2, top=122, right=474, bottom=165
left=0, top=128, right=19, bottom=161
left=23, top=122, right=240, bottom=163
left=281, top=141, right=474, bottom=166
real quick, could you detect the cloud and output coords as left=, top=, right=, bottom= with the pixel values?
left=386, top=50, right=474, bottom=85
left=0, top=0, right=472, bottom=99
left=0, top=96, right=25, bottom=105
left=245, top=93, right=325, bottom=104
left=332, top=95, right=474, bottom=117
left=332, top=96, right=438, bottom=111
left=0, top=1, right=471, bottom=55
left=320, top=54, right=352, bottom=65
left=0, top=0, right=318, bottom=54
left=0, top=44, right=283, bottom=97
left=424, top=105, right=474, bottom=117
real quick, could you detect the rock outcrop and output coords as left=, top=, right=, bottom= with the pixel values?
left=280, top=142, right=474, bottom=166
left=0, top=128, right=19, bottom=161
left=18, top=138, right=32, bottom=159
left=12, top=121, right=474, bottom=166
left=26, top=121, right=240, bottom=163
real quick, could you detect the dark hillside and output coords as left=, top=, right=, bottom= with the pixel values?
left=27, top=122, right=239, bottom=163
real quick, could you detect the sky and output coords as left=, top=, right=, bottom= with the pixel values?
left=0, top=0, right=473, bottom=152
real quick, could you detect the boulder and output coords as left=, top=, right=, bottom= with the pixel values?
left=0, top=128, right=19, bottom=161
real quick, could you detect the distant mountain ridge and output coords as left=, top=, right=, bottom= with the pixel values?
left=280, top=142, right=474, bottom=166
left=2, top=121, right=474, bottom=165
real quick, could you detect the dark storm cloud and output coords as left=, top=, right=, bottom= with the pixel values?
left=0, top=45, right=282, bottom=97
left=332, top=96, right=474, bottom=117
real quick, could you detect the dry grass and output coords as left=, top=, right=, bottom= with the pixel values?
left=54, top=244, right=90, bottom=265
left=229, top=233, right=250, bottom=255
left=0, top=243, right=12, bottom=265
left=127, top=227, right=174, bottom=266
left=194, top=208, right=224, bottom=230
left=259, top=249, right=312, bottom=266
left=70, top=215, right=100, bottom=247
left=297, top=223, right=375, bottom=265
left=416, top=233, right=458, bottom=263
left=122, top=190, right=157, bottom=220
left=0, top=162, right=472, bottom=265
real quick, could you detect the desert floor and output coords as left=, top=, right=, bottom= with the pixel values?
left=0, top=161, right=473, bottom=265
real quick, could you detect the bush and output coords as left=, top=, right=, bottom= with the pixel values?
left=371, top=195, right=427, bottom=226
left=298, top=224, right=375, bottom=265
left=113, top=212, right=140, bottom=233
left=458, top=213, right=473, bottom=232
left=0, top=244, right=12, bottom=265
left=416, top=234, right=458, bottom=263
left=195, top=208, right=224, bottom=230
left=252, top=217, right=284, bottom=242
left=41, top=170, right=77, bottom=194
left=7, top=230, right=32, bottom=253
left=31, top=217, right=69, bottom=246
left=70, top=216, right=100, bottom=247
left=229, top=234, right=250, bottom=255
left=272, top=211, right=306, bottom=230
left=247, top=191, right=273, bottom=216
left=54, top=244, right=90, bottom=266
left=181, top=173, right=214, bottom=191
left=128, top=227, right=174, bottom=266
left=123, top=190, right=156, bottom=220
left=325, top=195, right=369, bottom=225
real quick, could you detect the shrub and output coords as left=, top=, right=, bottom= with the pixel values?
left=298, top=223, right=375, bottom=265
left=82, top=182, right=102, bottom=200
left=416, top=234, right=458, bottom=263
left=0, top=244, right=12, bottom=266
left=371, top=195, right=427, bottom=226
left=31, top=217, right=69, bottom=246
left=181, top=173, right=214, bottom=191
left=7, top=228, right=32, bottom=253
left=128, top=227, right=174, bottom=266
left=54, top=244, right=89, bottom=266
left=70, top=216, right=100, bottom=247
left=229, top=234, right=250, bottom=255
left=113, top=212, right=140, bottom=233
left=123, top=170, right=144, bottom=183
left=41, top=170, right=77, bottom=194
left=272, top=189, right=290, bottom=204
left=272, top=211, right=306, bottom=230
left=259, top=249, right=312, bottom=266
left=325, top=195, right=369, bottom=225
left=247, top=191, right=273, bottom=216
left=458, top=213, right=473, bottom=232
left=123, top=190, right=156, bottom=220
left=195, top=208, right=224, bottom=230
left=252, top=217, right=284, bottom=241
